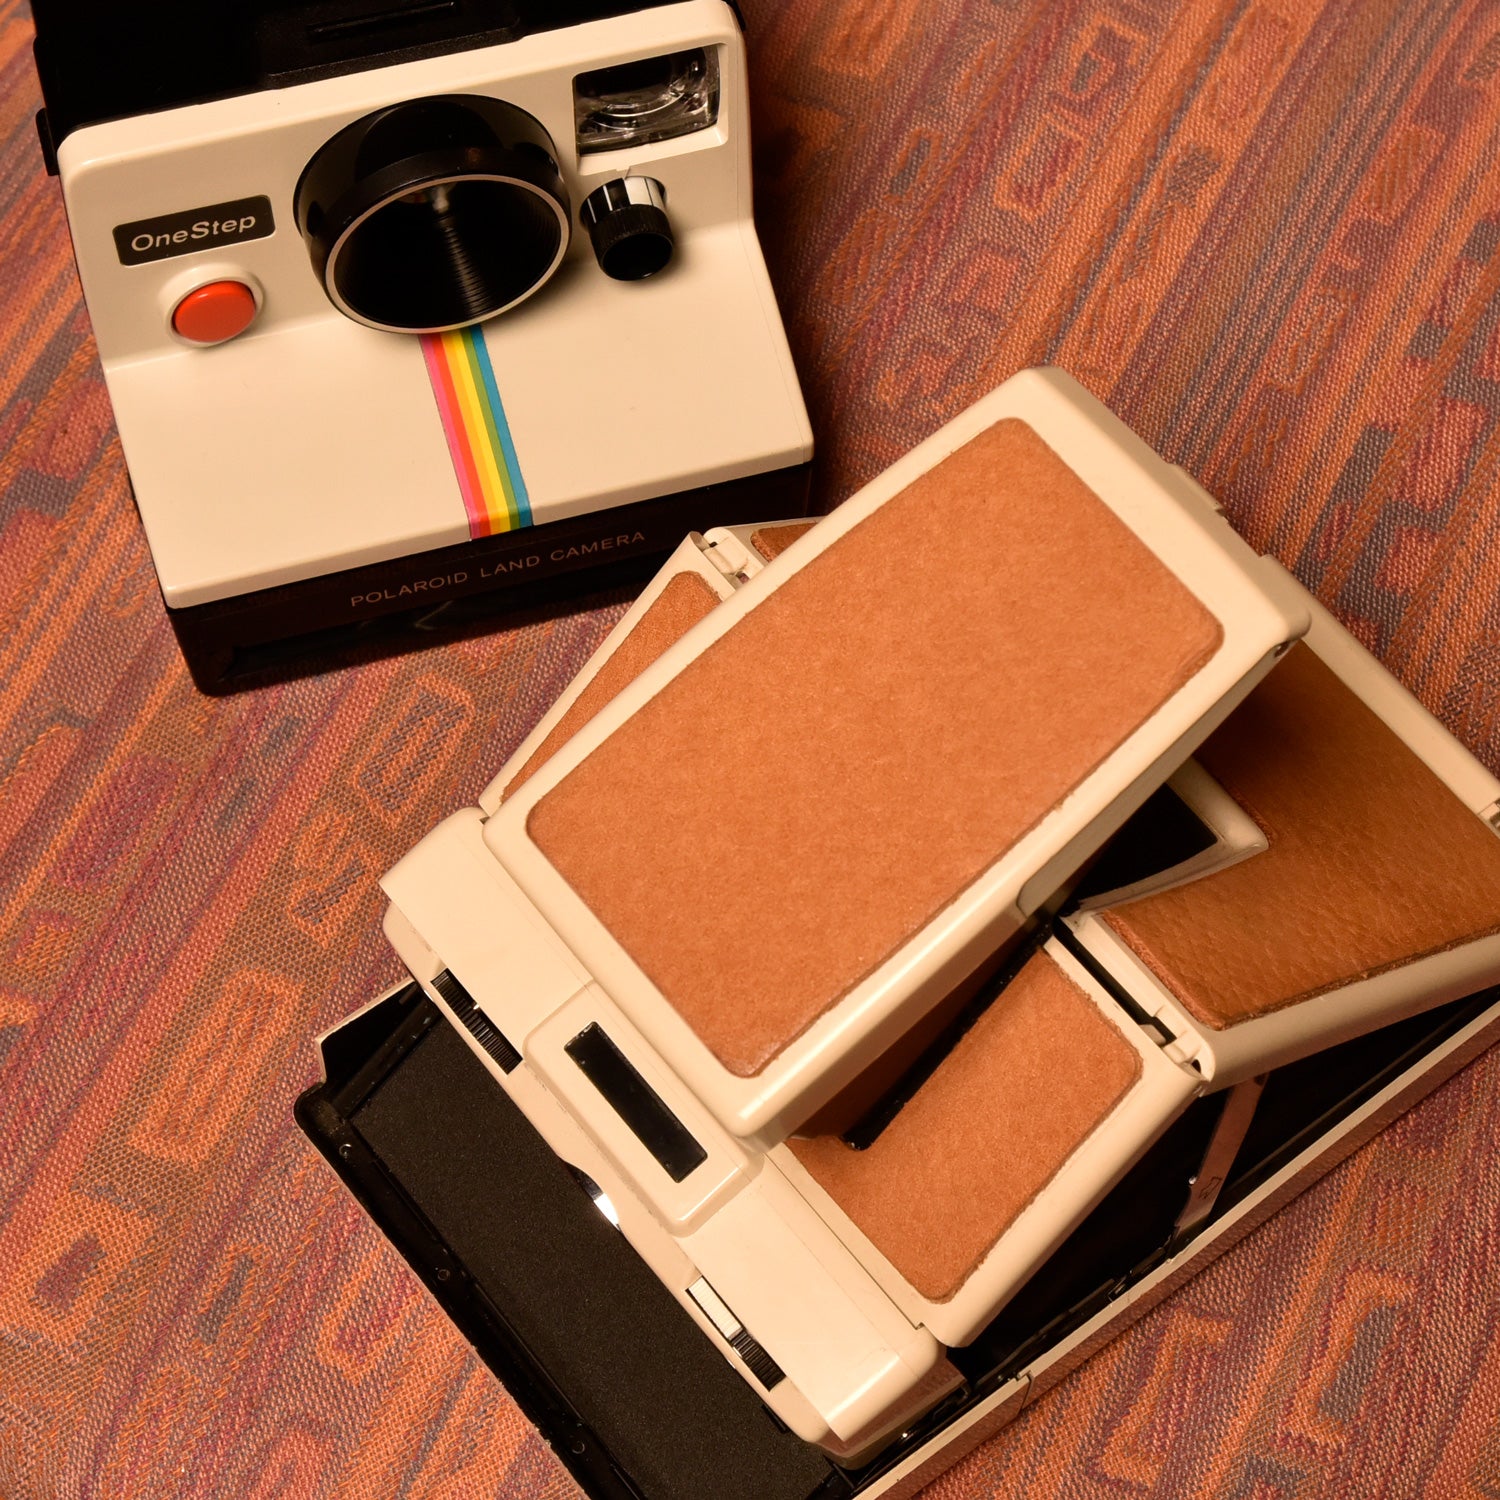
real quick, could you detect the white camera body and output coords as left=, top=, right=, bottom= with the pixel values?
left=41, top=0, right=811, bottom=688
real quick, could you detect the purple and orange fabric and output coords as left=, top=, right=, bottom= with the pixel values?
left=3, top=1, right=1500, bottom=1495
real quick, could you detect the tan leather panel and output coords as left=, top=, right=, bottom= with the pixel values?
left=750, top=522, right=816, bottom=560
left=503, top=572, right=721, bottom=799
left=1102, top=646, right=1500, bottom=1029
left=789, top=950, right=1142, bottom=1302
left=529, top=418, right=1222, bottom=1077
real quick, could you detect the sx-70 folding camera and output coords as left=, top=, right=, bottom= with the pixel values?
left=300, top=369, right=1500, bottom=1497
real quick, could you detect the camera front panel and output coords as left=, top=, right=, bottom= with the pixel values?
left=53, top=0, right=810, bottom=611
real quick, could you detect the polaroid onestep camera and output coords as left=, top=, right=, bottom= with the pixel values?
left=31, top=0, right=812, bottom=690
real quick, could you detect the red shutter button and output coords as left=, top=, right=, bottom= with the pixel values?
left=172, top=281, right=258, bottom=345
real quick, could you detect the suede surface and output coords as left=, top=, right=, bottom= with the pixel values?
left=502, top=571, right=721, bottom=799
left=750, top=520, right=815, bottom=559
left=789, top=949, right=1142, bottom=1302
left=4, top=0, right=1500, bottom=1497
left=1103, top=645, right=1500, bottom=1028
left=529, top=419, right=1220, bottom=1076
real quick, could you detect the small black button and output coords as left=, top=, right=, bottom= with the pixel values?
left=581, top=178, right=674, bottom=281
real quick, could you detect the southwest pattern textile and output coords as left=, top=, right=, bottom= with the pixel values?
left=3, top=0, right=1500, bottom=1497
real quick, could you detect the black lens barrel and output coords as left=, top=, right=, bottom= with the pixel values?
left=296, top=95, right=570, bottom=332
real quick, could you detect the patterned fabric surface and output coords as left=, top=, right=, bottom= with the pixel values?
left=3, top=0, right=1500, bottom=1496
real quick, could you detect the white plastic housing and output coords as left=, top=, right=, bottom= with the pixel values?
left=55, top=0, right=811, bottom=607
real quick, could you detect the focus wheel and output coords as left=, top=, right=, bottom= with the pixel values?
left=582, top=178, right=675, bottom=281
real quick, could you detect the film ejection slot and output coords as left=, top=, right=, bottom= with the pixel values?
left=564, top=1023, right=706, bottom=1182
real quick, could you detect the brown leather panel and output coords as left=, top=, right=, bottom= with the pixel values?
left=750, top=522, right=816, bottom=560
left=528, top=418, right=1223, bottom=1077
left=502, top=572, right=721, bottom=799
left=1102, top=646, right=1500, bottom=1029
left=789, top=950, right=1142, bottom=1302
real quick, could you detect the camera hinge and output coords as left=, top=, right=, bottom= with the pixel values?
left=694, top=532, right=753, bottom=586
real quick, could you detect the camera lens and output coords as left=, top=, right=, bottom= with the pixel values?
left=296, top=96, right=571, bottom=333
left=334, top=175, right=562, bottom=329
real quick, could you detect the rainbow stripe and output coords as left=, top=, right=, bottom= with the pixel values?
left=421, top=326, right=531, bottom=537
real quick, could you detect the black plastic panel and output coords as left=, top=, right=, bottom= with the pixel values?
left=297, top=992, right=843, bottom=1500
left=565, top=1024, right=707, bottom=1183
left=32, top=0, right=686, bottom=148
left=298, top=979, right=1500, bottom=1499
